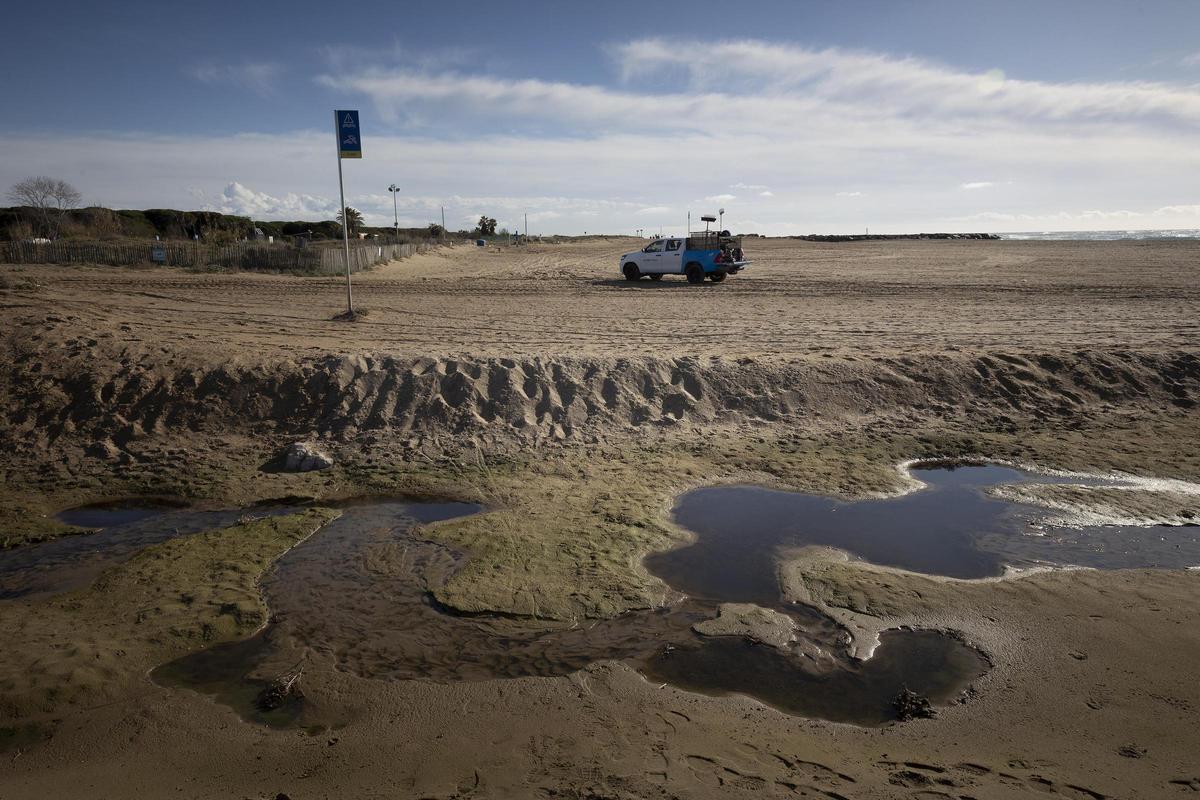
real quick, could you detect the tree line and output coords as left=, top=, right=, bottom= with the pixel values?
left=5, top=176, right=507, bottom=243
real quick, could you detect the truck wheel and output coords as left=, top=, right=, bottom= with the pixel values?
left=648, top=274, right=663, bottom=281
left=623, top=263, right=640, bottom=281
left=709, top=271, right=727, bottom=283
left=685, top=264, right=705, bottom=284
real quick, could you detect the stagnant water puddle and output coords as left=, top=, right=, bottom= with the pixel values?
left=56, top=497, right=188, bottom=529
left=0, top=496, right=343, bottom=600
left=153, top=493, right=990, bottom=727
left=0, top=500, right=247, bottom=600
left=11, top=463, right=1192, bottom=727
left=638, top=464, right=1199, bottom=720
left=658, top=464, right=1200, bottom=592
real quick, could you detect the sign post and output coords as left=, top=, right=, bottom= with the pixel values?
left=334, top=110, right=361, bottom=315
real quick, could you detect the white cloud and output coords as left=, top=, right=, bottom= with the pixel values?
left=4, top=126, right=1197, bottom=235
left=354, top=191, right=646, bottom=229
left=1154, top=204, right=1200, bottom=215
left=316, top=68, right=665, bottom=129
left=6, top=37, right=1200, bottom=235
left=953, top=211, right=1018, bottom=223
left=950, top=204, right=1200, bottom=226
left=318, top=42, right=479, bottom=73
left=309, top=39, right=1200, bottom=228
left=615, top=38, right=1200, bottom=125
left=961, top=181, right=995, bottom=190
left=205, top=182, right=337, bottom=219
left=1181, top=52, right=1200, bottom=67
left=190, top=62, right=282, bottom=96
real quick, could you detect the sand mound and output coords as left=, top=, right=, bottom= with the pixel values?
left=2, top=349, right=1196, bottom=451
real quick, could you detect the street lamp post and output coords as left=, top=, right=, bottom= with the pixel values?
left=388, top=184, right=400, bottom=239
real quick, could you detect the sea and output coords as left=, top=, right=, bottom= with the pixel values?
left=998, top=229, right=1200, bottom=241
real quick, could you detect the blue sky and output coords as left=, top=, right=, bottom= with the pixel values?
left=3, top=0, right=1199, bottom=234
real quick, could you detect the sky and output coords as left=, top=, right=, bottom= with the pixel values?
left=2, top=0, right=1199, bottom=235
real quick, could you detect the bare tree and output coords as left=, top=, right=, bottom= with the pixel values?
left=6, top=176, right=82, bottom=239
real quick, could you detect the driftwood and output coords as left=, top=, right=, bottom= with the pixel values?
left=257, top=660, right=305, bottom=711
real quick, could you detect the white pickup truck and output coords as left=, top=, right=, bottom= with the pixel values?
left=619, top=232, right=748, bottom=284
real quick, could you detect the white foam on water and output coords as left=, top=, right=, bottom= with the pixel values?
left=891, top=456, right=1200, bottom=528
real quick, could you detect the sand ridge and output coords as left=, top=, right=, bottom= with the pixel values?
left=2, top=346, right=1196, bottom=449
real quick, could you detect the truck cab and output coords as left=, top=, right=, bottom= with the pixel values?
left=619, top=232, right=748, bottom=284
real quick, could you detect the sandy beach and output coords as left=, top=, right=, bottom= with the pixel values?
left=1, top=237, right=1199, bottom=799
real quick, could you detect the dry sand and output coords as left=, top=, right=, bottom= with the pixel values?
left=3, top=237, right=1198, bottom=362
left=0, top=237, right=1198, bottom=798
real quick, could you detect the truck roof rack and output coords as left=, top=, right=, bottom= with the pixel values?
left=686, top=231, right=741, bottom=250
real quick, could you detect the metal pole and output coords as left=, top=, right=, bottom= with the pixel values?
left=335, top=115, right=352, bottom=314
left=390, top=184, right=398, bottom=238
left=441, top=205, right=445, bottom=234
left=524, top=212, right=528, bottom=241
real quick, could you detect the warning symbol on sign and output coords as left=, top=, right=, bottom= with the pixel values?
left=334, top=110, right=362, bottom=158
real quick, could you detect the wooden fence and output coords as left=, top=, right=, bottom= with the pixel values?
left=0, top=240, right=437, bottom=274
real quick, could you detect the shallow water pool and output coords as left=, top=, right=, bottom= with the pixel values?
left=151, top=493, right=988, bottom=727
left=658, top=465, right=1199, bottom=593
left=17, top=469, right=1143, bottom=726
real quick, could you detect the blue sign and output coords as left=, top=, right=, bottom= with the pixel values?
left=335, top=109, right=362, bottom=159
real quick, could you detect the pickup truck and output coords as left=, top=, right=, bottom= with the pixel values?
left=619, top=233, right=749, bottom=284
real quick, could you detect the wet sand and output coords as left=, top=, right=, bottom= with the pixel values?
left=1, top=238, right=1198, bottom=798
